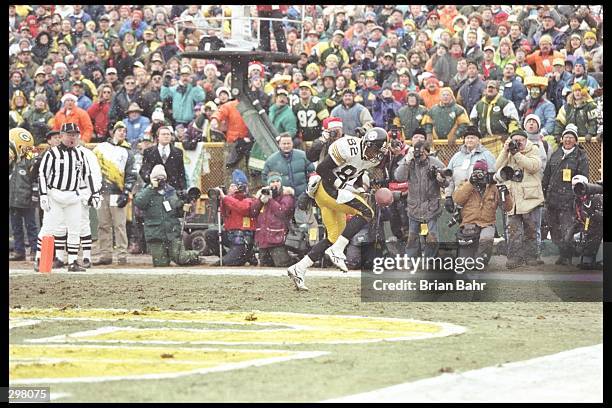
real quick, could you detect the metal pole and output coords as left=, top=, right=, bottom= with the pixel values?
left=301, top=5, right=305, bottom=53
left=217, top=201, right=223, bottom=266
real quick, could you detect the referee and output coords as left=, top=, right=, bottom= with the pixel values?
left=35, top=122, right=101, bottom=272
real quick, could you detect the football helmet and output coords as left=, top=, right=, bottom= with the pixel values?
left=361, top=127, right=389, bottom=163
left=9, top=128, right=34, bottom=159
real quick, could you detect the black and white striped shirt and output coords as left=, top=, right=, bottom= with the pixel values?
left=38, top=144, right=96, bottom=195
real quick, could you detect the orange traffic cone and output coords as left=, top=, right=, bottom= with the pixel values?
left=39, top=235, right=54, bottom=273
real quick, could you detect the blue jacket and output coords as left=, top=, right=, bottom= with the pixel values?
left=372, top=97, right=402, bottom=128
left=458, top=78, right=485, bottom=116
left=522, top=98, right=556, bottom=136
left=160, top=83, right=206, bottom=124
left=501, top=76, right=527, bottom=115
left=119, top=20, right=149, bottom=40
left=445, top=144, right=497, bottom=196
left=77, top=94, right=93, bottom=111
left=123, top=115, right=151, bottom=147
left=561, top=74, right=600, bottom=97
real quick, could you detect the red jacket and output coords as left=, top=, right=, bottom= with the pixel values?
left=87, top=100, right=111, bottom=140
left=256, top=5, right=289, bottom=13
left=221, top=193, right=257, bottom=231
left=250, top=187, right=295, bottom=248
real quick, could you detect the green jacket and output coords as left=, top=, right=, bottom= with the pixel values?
left=553, top=97, right=598, bottom=138
left=134, top=185, right=185, bottom=242
left=398, top=104, right=428, bottom=139
left=262, top=149, right=314, bottom=197
left=422, top=102, right=470, bottom=142
left=9, top=157, right=35, bottom=208
left=269, top=104, right=298, bottom=137
left=160, top=83, right=206, bottom=124
left=470, top=94, right=520, bottom=137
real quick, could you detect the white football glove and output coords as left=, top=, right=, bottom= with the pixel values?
left=39, top=195, right=51, bottom=212
left=307, top=174, right=322, bottom=198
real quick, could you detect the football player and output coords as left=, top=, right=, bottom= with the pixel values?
left=287, top=127, right=389, bottom=290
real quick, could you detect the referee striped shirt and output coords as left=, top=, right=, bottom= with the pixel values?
left=38, top=144, right=97, bottom=195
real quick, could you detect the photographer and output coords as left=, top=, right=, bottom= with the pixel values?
left=542, top=124, right=589, bottom=266
left=495, top=129, right=544, bottom=269
left=133, top=164, right=201, bottom=267
left=394, top=140, right=451, bottom=259
left=570, top=175, right=603, bottom=270
left=250, top=173, right=296, bottom=267
left=444, top=126, right=496, bottom=212
left=453, top=160, right=513, bottom=267
left=204, top=170, right=258, bottom=266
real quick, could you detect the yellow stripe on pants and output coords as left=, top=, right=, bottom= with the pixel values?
left=314, top=184, right=372, bottom=243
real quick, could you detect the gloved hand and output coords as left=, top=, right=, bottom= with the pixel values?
left=469, top=173, right=480, bottom=185
left=320, top=130, right=330, bottom=142
left=333, top=178, right=343, bottom=188
left=436, top=173, right=445, bottom=183
left=40, top=195, right=51, bottom=212
left=354, top=126, right=366, bottom=137
left=88, top=193, right=102, bottom=210
left=260, top=194, right=270, bottom=204
left=497, top=184, right=509, bottom=199
left=151, top=178, right=159, bottom=188
left=116, top=192, right=129, bottom=208
left=444, top=196, right=455, bottom=213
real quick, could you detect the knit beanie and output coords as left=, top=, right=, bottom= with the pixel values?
left=150, top=164, right=167, bottom=180
left=267, top=172, right=283, bottom=185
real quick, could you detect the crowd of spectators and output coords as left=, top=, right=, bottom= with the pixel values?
left=9, top=5, right=603, bottom=268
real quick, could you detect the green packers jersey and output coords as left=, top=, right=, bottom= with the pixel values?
left=292, top=96, right=329, bottom=142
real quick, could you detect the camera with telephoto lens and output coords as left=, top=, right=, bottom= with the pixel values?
left=208, top=185, right=226, bottom=200
left=388, top=127, right=403, bottom=148
left=499, top=166, right=524, bottom=182
left=156, top=178, right=166, bottom=189
left=471, top=170, right=496, bottom=185
left=508, top=139, right=520, bottom=154
left=448, top=206, right=463, bottom=228
left=178, top=186, right=202, bottom=202
left=573, top=181, right=603, bottom=196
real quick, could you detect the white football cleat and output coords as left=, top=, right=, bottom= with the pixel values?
left=325, top=247, right=348, bottom=273
left=287, top=264, right=309, bottom=291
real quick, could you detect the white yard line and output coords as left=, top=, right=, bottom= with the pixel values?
left=8, top=267, right=602, bottom=282
left=324, top=344, right=603, bottom=403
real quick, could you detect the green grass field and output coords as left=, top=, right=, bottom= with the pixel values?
left=9, top=272, right=603, bottom=402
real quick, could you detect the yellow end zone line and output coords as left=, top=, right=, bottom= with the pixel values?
left=10, top=308, right=467, bottom=336
left=10, top=344, right=329, bottom=385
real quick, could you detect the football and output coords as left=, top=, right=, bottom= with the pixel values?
left=374, top=187, right=394, bottom=207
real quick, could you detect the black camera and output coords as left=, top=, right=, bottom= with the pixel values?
left=261, top=187, right=271, bottom=195
left=156, top=178, right=166, bottom=189
left=178, top=186, right=202, bottom=202
left=499, top=166, right=524, bottom=182
left=448, top=206, right=463, bottom=228
left=429, top=167, right=453, bottom=179
left=573, top=181, right=603, bottom=196
left=471, top=170, right=496, bottom=185
left=508, top=140, right=520, bottom=154
left=208, top=186, right=226, bottom=200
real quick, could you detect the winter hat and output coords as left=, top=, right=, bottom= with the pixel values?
left=524, top=114, right=541, bottom=130
left=583, top=30, right=597, bottom=41
left=150, top=164, right=167, bottom=180
left=231, top=169, right=248, bottom=187
left=463, top=125, right=482, bottom=138
left=216, top=86, right=231, bottom=98
left=473, top=160, right=488, bottom=172
left=152, top=109, right=165, bottom=122
left=267, top=172, right=283, bottom=185
left=323, top=117, right=343, bottom=130
left=574, top=56, right=586, bottom=67
left=60, top=93, right=78, bottom=103
left=562, top=123, right=579, bottom=139
left=113, top=120, right=127, bottom=131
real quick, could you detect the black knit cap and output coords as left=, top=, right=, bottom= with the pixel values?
left=463, top=125, right=482, bottom=138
